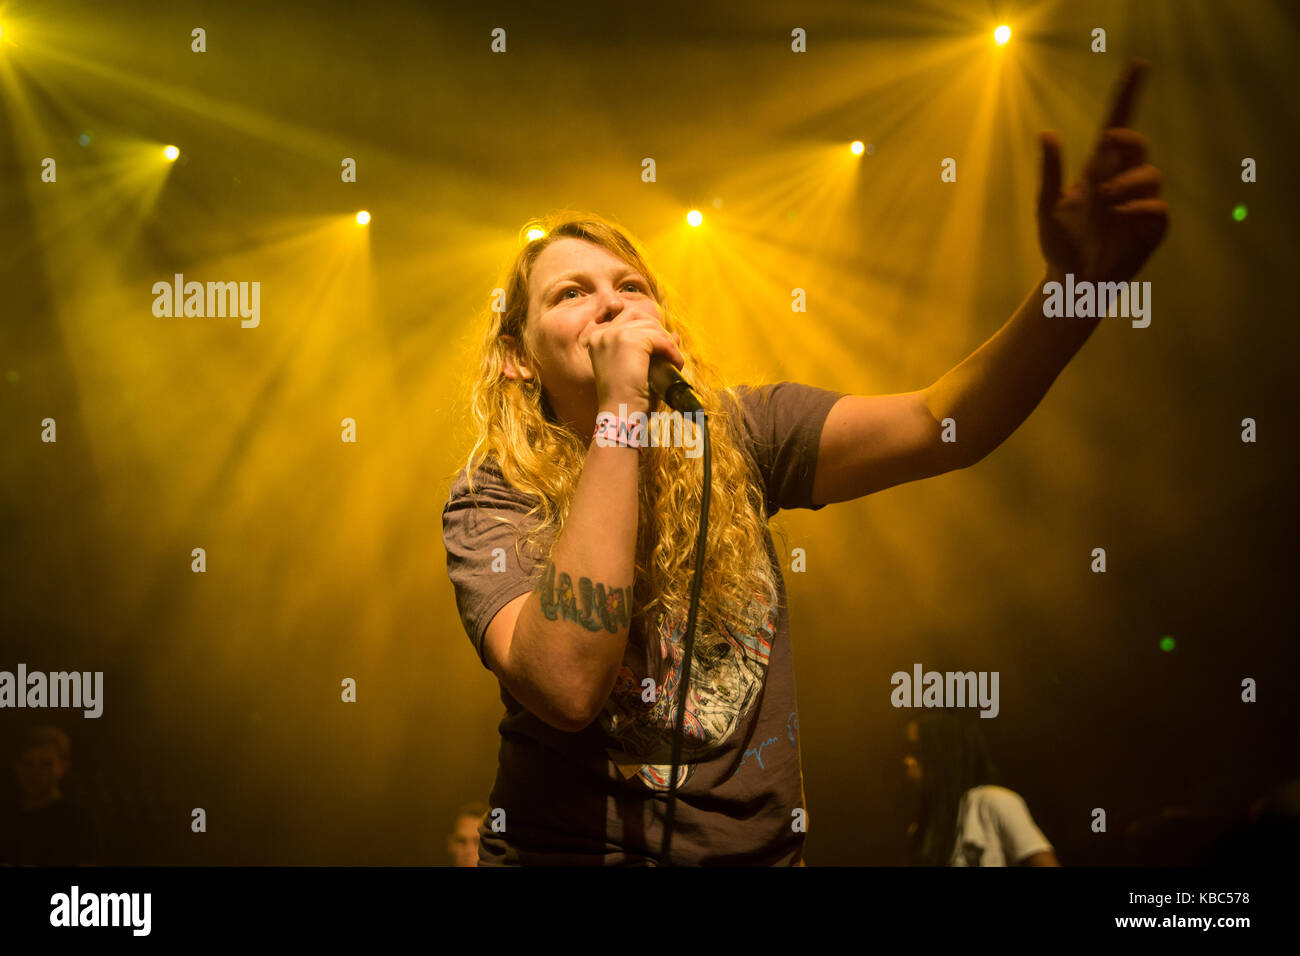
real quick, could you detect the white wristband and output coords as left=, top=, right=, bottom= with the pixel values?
left=593, top=411, right=645, bottom=448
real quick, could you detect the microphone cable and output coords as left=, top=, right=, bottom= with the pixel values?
left=659, top=406, right=710, bottom=866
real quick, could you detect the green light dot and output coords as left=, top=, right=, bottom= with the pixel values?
left=1159, top=636, right=1175, bottom=652
left=1232, top=204, right=1247, bottom=222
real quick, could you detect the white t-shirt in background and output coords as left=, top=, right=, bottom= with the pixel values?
left=949, top=785, right=1053, bottom=866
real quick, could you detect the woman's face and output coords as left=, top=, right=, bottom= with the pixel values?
left=506, top=237, right=661, bottom=419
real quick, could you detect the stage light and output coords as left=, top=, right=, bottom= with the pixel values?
left=1159, top=636, right=1175, bottom=652
left=525, top=227, right=545, bottom=242
left=994, top=25, right=1011, bottom=45
left=355, top=210, right=370, bottom=226
left=850, top=141, right=865, bottom=155
left=1232, top=204, right=1248, bottom=222
left=163, top=145, right=180, bottom=161
left=686, top=210, right=703, bottom=227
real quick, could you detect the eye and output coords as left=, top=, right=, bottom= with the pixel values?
left=556, top=280, right=646, bottom=301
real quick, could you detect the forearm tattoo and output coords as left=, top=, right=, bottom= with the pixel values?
left=538, top=560, right=633, bottom=633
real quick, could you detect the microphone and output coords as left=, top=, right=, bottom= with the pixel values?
left=648, top=355, right=703, bottom=413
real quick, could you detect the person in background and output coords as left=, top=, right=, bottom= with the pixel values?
left=446, top=800, right=490, bottom=867
left=0, top=724, right=101, bottom=866
left=902, top=712, right=1059, bottom=867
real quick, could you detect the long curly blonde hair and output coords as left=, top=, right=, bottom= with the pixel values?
left=456, top=211, right=781, bottom=655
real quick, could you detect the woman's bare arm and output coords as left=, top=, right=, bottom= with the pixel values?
left=481, top=431, right=641, bottom=732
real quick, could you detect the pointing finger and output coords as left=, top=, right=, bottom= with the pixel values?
left=1103, top=58, right=1149, bottom=130
left=1039, top=131, right=1063, bottom=217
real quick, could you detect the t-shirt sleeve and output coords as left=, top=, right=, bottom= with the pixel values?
left=731, top=381, right=849, bottom=517
left=441, top=461, right=548, bottom=671
left=985, top=787, right=1054, bottom=864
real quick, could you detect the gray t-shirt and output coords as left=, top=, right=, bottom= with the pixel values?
left=440, top=381, right=846, bottom=865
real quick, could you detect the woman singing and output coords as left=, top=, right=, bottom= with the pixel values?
left=441, top=61, right=1165, bottom=865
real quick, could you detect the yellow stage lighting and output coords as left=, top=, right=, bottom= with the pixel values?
left=525, top=227, right=545, bottom=242
left=163, top=145, right=180, bottom=161
left=850, top=141, right=865, bottom=155
left=686, top=210, right=703, bottom=227
left=356, top=210, right=371, bottom=226
left=994, top=25, right=1011, bottom=45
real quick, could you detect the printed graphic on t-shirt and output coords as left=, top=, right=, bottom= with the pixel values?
left=599, top=588, right=777, bottom=791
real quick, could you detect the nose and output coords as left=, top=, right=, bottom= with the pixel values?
left=593, top=286, right=627, bottom=323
